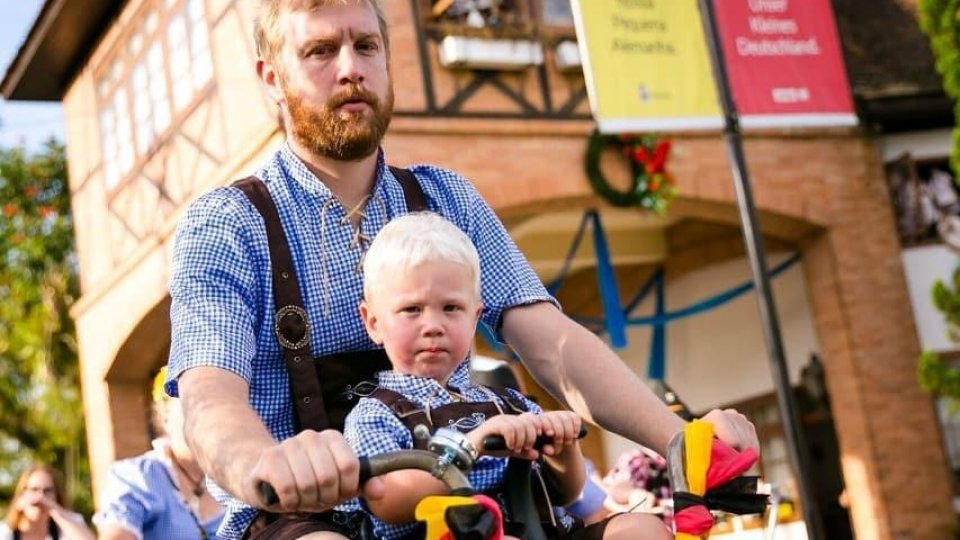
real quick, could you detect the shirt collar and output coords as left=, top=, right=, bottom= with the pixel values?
left=377, top=360, right=473, bottom=395
left=446, top=360, right=472, bottom=389
left=277, top=142, right=389, bottom=199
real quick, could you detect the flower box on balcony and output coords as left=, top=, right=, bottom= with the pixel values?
left=438, top=35, right=544, bottom=70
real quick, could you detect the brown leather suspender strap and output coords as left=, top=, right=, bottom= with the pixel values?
left=234, top=176, right=326, bottom=432
left=233, top=167, right=427, bottom=433
left=390, top=166, right=427, bottom=212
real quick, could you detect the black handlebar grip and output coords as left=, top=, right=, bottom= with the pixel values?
left=258, top=481, right=279, bottom=506
left=358, top=456, right=372, bottom=484
left=482, top=425, right=588, bottom=451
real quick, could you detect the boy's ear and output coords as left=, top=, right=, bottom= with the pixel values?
left=359, top=301, right=383, bottom=344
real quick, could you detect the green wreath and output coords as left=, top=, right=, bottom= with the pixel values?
left=585, top=131, right=676, bottom=214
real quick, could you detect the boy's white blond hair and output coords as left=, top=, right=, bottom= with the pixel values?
left=363, top=212, right=481, bottom=300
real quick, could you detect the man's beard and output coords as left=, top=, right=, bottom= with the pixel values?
left=284, top=83, right=393, bottom=161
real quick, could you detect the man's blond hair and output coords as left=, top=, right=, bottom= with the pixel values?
left=255, top=0, right=390, bottom=67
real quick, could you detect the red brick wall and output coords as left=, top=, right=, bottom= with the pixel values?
left=388, top=123, right=957, bottom=539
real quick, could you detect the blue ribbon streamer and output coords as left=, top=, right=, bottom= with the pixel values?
left=649, top=269, right=666, bottom=380
left=590, top=211, right=628, bottom=349
left=575, top=253, right=801, bottom=328
left=476, top=206, right=802, bottom=379
left=546, top=212, right=591, bottom=296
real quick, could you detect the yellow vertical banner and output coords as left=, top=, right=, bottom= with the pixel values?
left=572, top=0, right=722, bottom=133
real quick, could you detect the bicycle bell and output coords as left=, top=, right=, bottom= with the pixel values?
left=428, top=427, right=479, bottom=472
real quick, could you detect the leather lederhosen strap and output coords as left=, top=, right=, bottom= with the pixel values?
left=370, top=386, right=527, bottom=450
left=370, top=386, right=583, bottom=539
left=233, top=166, right=427, bottom=433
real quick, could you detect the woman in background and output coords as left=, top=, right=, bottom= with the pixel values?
left=1, top=464, right=95, bottom=540
left=94, top=368, right=224, bottom=539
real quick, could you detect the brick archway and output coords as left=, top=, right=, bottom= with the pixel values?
left=84, top=295, right=171, bottom=499
left=479, top=131, right=955, bottom=540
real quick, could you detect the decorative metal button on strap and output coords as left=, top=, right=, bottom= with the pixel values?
left=274, top=305, right=311, bottom=350
left=341, top=380, right=379, bottom=401
left=448, top=412, right=486, bottom=431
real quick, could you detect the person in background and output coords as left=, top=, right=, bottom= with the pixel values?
left=1, top=464, right=95, bottom=540
left=566, top=460, right=612, bottom=525
left=601, top=447, right=673, bottom=529
left=94, top=368, right=224, bottom=539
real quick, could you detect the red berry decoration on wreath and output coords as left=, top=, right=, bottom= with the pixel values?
left=585, top=131, right=676, bottom=213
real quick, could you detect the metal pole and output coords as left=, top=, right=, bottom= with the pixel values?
left=695, top=1, right=826, bottom=538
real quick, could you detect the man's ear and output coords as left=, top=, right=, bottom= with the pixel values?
left=359, top=301, right=382, bottom=344
left=257, top=59, right=285, bottom=104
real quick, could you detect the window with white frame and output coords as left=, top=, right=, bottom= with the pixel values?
left=99, top=88, right=135, bottom=190
left=169, top=0, right=213, bottom=111
left=132, top=43, right=172, bottom=155
left=884, top=154, right=960, bottom=247
left=430, top=0, right=528, bottom=30
left=540, top=0, right=574, bottom=27
left=97, top=0, right=213, bottom=191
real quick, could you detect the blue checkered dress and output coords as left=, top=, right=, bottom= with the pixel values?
left=339, top=361, right=541, bottom=539
left=93, top=439, right=225, bottom=539
left=165, top=143, right=556, bottom=539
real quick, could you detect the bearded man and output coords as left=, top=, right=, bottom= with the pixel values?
left=164, top=2, right=759, bottom=539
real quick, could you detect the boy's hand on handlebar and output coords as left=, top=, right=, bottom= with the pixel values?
left=468, top=413, right=541, bottom=460
left=246, top=429, right=381, bottom=512
left=535, top=411, right=581, bottom=457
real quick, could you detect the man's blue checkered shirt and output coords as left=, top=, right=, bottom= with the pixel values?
left=339, top=361, right=542, bottom=540
left=165, top=143, right=555, bottom=539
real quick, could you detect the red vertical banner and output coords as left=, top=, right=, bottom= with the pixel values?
left=712, top=0, right=857, bottom=128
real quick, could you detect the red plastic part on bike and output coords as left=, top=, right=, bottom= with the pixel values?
left=674, top=505, right=714, bottom=538
left=674, top=422, right=760, bottom=539
left=706, top=438, right=759, bottom=490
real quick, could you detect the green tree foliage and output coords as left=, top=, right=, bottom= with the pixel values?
left=919, top=0, right=960, bottom=174
left=0, top=140, right=91, bottom=515
left=921, top=265, right=960, bottom=409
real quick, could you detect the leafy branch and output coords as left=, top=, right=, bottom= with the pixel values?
left=0, top=139, right=91, bottom=515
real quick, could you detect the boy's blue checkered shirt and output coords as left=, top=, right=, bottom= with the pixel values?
left=339, top=361, right=542, bottom=540
left=165, top=143, right=556, bottom=539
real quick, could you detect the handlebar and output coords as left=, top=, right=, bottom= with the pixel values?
left=357, top=449, right=473, bottom=488
left=259, top=449, right=473, bottom=506
left=481, top=425, right=588, bottom=452
left=259, top=481, right=280, bottom=507
left=258, top=426, right=587, bottom=507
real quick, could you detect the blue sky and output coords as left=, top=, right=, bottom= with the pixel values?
left=0, top=1, right=66, bottom=151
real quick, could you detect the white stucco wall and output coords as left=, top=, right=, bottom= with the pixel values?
left=901, top=245, right=960, bottom=353
left=880, top=128, right=952, bottom=162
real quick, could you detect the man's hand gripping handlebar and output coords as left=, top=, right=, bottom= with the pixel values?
left=257, top=425, right=587, bottom=540
left=669, top=420, right=769, bottom=539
